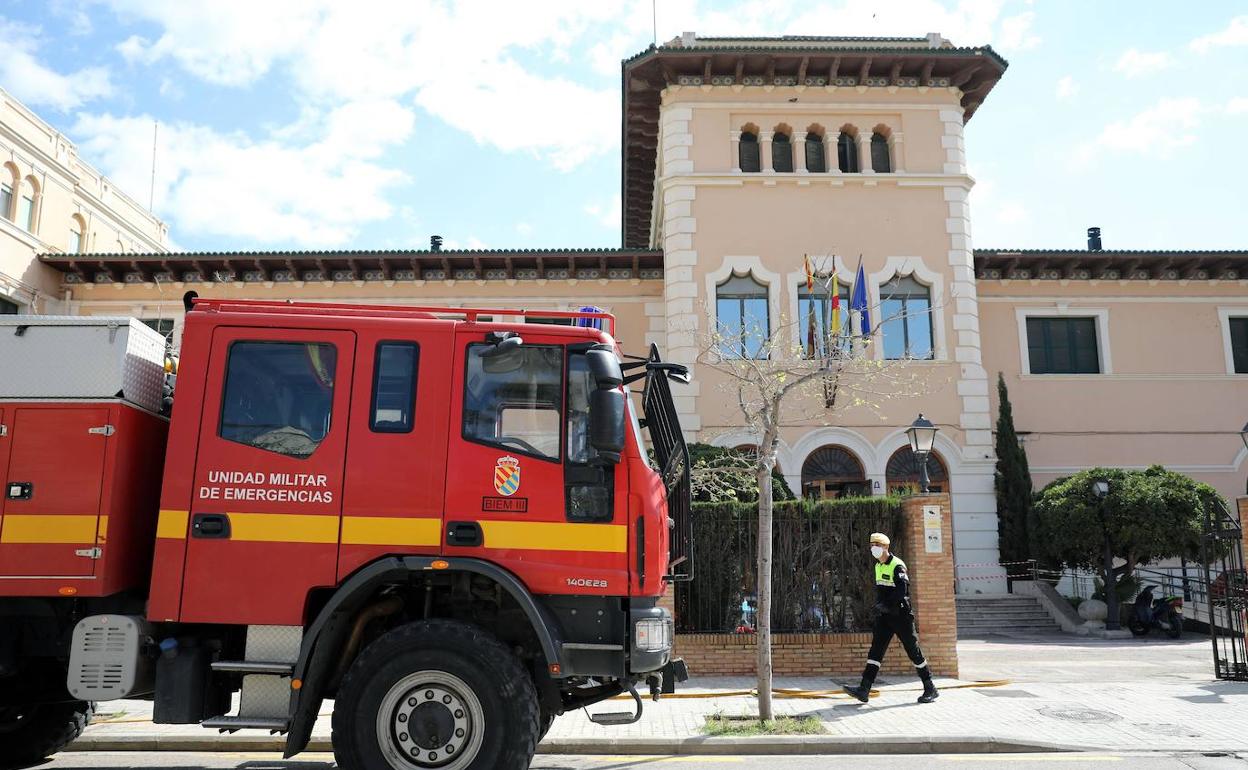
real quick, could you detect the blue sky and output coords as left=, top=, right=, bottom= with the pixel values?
left=3, top=1, right=1246, bottom=252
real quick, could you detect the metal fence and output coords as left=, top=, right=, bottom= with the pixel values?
left=674, top=498, right=905, bottom=634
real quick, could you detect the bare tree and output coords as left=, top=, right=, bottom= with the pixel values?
left=697, top=264, right=940, bottom=720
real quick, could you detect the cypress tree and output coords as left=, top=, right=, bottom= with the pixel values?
left=994, top=373, right=1034, bottom=568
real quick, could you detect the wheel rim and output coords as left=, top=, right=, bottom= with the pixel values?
left=376, top=670, right=484, bottom=770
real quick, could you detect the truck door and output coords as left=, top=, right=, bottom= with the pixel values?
left=179, top=328, right=355, bottom=625
left=445, top=332, right=628, bottom=596
left=337, top=325, right=454, bottom=579
left=0, top=406, right=109, bottom=578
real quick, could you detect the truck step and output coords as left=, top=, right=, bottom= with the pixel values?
left=201, top=716, right=289, bottom=733
left=211, top=661, right=294, bottom=676
left=588, top=684, right=643, bottom=726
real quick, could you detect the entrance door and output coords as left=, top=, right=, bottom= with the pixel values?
left=179, top=327, right=355, bottom=625
left=0, top=406, right=108, bottom=577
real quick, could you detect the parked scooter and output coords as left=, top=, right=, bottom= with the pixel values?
left=1128, top=585, right=1183, bottom=638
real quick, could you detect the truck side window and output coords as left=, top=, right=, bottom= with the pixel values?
left=566, top=352, right=612, bottom=523
left=463, top=344, right=561, bottom=461
left=370, top=342, right=419, bottom=433
left=219, top=341, right=336, bottom=458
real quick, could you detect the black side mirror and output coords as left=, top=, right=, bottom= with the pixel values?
left=586, top=347, right=623, bottom=387
left=589, top=388, right=625, bottom=463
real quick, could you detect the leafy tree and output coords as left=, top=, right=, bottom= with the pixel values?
left=1032, top=466, right=1225, bottom=629
left=993, top=374, right=1033, bottom=570
left=688, top=443, right=795, bottom=503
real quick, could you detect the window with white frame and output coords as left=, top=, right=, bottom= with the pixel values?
left=880, top=276, right=933, bottom=360
left=1230, top=316, right=1248, bottom=374
left=17, top=178, right=36, bottom=232
left=0, top=180, right=12, bottom=222
left=716, top=273, right=769, bottom=358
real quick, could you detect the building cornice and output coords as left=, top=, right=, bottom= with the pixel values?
left=40, top=247, right=664, bottom=286
left=974, top=249, right=1247, bottom=281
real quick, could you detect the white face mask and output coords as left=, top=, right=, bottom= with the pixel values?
left=870, top=545, right=885, bottom=559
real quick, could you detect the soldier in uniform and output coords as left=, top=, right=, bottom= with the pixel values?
left=842, top=532, right=939, bottom=704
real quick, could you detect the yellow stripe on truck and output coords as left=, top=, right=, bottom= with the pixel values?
left=0, top=515, right=99, bottom=544
left=341, top=517, right=440, bottom=547
left=480, top=521, right=627, bottom=553
left=227, top=513, right=339, bottom=544
left=156, top=510, right=189, bottom=539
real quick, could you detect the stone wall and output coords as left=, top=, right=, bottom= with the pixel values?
left=673, top=493, right=959, bottom=677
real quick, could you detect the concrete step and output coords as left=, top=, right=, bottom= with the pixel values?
left=959, top=623, right=1061, bottom=632
left=957, top=613, right=1054, bottom=623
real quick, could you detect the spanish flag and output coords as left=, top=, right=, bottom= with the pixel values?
left=830, top=274, right=841, bottom=337
left=804, top=254, right=814, bottom=291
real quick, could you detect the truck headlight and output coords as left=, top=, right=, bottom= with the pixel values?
left=634, top=618, right=671, bottom=653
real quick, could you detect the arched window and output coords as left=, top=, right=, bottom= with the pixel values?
left=0, top=164, right=17, bottom=221
left=17, top=177, right=38, bottom=232
left=871, top=132, right=892, bottom=173
left=798, top=277, right=851, bottom=359
left=805, top=131, right=826, bottom=173
left=69, top=215, right=86, bottom=254
left=880, top=275, right=934, bottom=360
left=771, top=129, right=793, bottom=172
left=886, top=447, right=948, bottom=495
left=739, top=130, right=761, bottom=172
left=837, top=130, right=859, bottom=173
left=801, top=446, right=869, bottom=499
left=715, top=272, right=769, bottom=358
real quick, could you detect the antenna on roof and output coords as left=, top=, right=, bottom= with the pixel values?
left=148, top=121, right=158, bottom=212
left=651, top=0, right=656, bottom=45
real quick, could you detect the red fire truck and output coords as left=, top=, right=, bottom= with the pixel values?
left=0, top=297, right=692, bottom=770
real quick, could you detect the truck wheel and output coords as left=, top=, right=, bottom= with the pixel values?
left=0, top=701, right=93, bottom=770
left=538, top=708, right=556, bottom=742
left=333, top=619, right=539, bottom=770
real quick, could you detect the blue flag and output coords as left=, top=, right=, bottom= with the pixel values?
left=851, top=260, right=871, bottom=336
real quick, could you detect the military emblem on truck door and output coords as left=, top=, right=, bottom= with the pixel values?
left=493, top=455, right=521, bottom=496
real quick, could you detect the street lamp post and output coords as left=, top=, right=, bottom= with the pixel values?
left=906, top=414, right=939, bottom=494
left=1092, top=479, right=1119, bottom=631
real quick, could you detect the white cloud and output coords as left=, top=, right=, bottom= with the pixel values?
left=583, top=195, right=621, bottom=228
left=71, top=102, right=415, bottom=247
left=1113, top=48, right=1175, bottom=77
left=1190, top=15, right=1248, bottom=53
left=968, top=174, right=1029, bottom=228
left=0, top=17, right=112, bottom=111
left=516, top=222, right=533, bottom=235
left=101, top=0, right=628, bottom=171
left=1091, top=97, right=1202, bottom=158
left=1055, top=75, right=1078, bottom=100
left=1227, top=97, right=1248, bottom=115
left=998, top=12, right=1040, bottom=52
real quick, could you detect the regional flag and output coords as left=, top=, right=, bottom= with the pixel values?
left=830, top=274, right=841, bottom=337
left=804, top=254, right=814, bottom=291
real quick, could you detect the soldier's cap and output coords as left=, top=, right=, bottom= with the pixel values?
left=869, top=532, right=890, bottom=547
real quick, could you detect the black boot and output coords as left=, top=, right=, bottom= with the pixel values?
left=917, top=671, right=938, bottom=704
left=843, top=664, right=877, bottom=703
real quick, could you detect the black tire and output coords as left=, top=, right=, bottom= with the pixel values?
left=332, top=619, right=539, bottom=770
left=1127, top=617, right=1148, bottom=637
left=0, top=701, right=93, bottom=770
left=538, top=709, right=556, bottom=743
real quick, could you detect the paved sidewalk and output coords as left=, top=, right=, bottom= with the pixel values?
left=74, top=632, right=1248, bottom=755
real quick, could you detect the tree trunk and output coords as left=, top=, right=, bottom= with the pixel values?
left=755, top=465, right=774, bottom=721
left=1102, top=537, right=1120, bottom=631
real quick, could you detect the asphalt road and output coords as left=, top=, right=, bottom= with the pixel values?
left=31, top=753, right=1248, bottom=769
